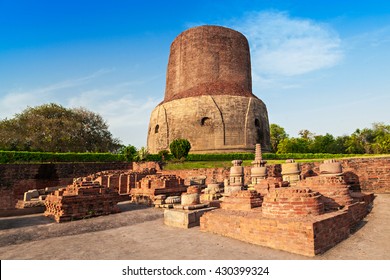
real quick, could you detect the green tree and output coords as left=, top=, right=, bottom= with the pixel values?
left=270, top=124, right=288, bottom=153
left=0, top=103, right=121, bottom=152
left=158, top=149, right=170, bottom=161
left=169, top=139, right=191, bottom=159
left=277, top=137, right=310, bottom=153
left=310, top=133, right=336, bottom=153
left=298, top=129, right=315, bottom=141
left=332, top=135, right=349, bottom=154
left=135, top=146, right=149, bottom=161
left=345, top=128, right=374, bottom=154
left=120, top=145, right=138, bottom=161
left=371, top=123, right=390, bottom=153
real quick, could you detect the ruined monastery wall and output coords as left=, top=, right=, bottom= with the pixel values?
left=162, top=157, right=390, bottom=193
left=0, top=162, right=132, bottom=210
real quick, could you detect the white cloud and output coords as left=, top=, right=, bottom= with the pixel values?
left=66, top=87, right=159, bottom=147
left=0, top=70, right=160, bottom=148
left=233, top=11, right=343, bottom=78
left=0, top=68, right=115, bottom=117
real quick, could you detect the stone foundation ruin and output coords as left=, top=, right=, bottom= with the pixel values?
left=44, top=180, right=121, bottom=223
left=199, top=148, right=375, bottom=256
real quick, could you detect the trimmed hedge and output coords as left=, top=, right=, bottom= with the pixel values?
left=187, top=153, right=254, bottom=161
left=262, top=153, right=364, bottom=160
left=0, top=151, right=126, bottom=164
left=0, top=150, right=368, bottom=164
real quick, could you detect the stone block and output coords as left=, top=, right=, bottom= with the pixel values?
left=23, top=189, right=39, bottom=201
left=164, top=207, right=216, bottom=229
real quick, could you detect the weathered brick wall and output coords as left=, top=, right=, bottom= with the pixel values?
left=200, top=209, right=351, bottom=256
left=0, top=162, right=132, bottom=210
left=162, top=157, right=390, bottom=193
left=299, top=157, right=390, bottom=193
left=262, top=188, right=325, bottom=218
left=0, top=157, right=388, bottom=210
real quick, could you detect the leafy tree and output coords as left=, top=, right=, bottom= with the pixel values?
left=345, top=128, right=374, bottom=154
left=310, top=133, right=336, bottom=153
left=298, top=129, right=315, bottom=140
left=332, top=136, right=349, bottom=154
left=135, top=146, right=149, bottom=161
left=169, top=139, right=191, bottom=159
left=120, top=145, right=138, bottom=161
left=277, top=137, right=310, bottom=153
left=0, top=103, right=121, bottom=152
left=371, top=123, right=390, bottom=154
left=158, top=149, right=170, bottom=161
left=270, top=124, right=288, bottom=153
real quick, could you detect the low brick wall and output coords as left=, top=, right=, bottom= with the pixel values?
left=162, top=157, right=390, bottom=193
left=200, top=208, right=352, bottom=256
left=262, top=188, right=324, bottom=218
left=0, top=157, right=388, bottom=210
left=0, top=162, right=132, bottom=210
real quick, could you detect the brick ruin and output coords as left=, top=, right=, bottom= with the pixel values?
left=199, top=147, right=375, bottom=256
left=79, top=168, right=157, bottom=196
left=0, top=147, right=386, bottom=256
left=44, top=180, right=121, bottom=223
left=130, top=174, right=188, bottom=205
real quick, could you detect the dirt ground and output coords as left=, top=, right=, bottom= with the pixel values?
left=0, top=194, right=389, bottom=260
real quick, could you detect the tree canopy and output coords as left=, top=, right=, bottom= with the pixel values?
left=0, top=103, right=122, bottom=152
left=270, top=123, right=288, bottom=152
left=272, top=123, right=390, bottom=154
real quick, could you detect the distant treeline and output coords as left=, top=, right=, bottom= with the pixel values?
left=270, top=123, right=390, bottom=154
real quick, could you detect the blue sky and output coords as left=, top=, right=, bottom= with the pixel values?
left=1, top=0, right=389, bottom=148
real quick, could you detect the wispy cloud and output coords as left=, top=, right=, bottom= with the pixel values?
left=0, top=69, right=161, bottom=147
left=66, top=87, right=160, bottom=147
left=232, top=11, right=343, bottom=82
left=184, top=11, right=344, bottom=89
left=346, top=25, right=390, bottom=49
left=9, top=68, right=114, bottom=96
left=0, top=68, right=115, bottom=118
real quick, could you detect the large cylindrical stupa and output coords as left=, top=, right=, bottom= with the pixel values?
left=147, top=25, right=271, bottom=154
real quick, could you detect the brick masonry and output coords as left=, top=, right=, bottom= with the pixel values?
left=163, top=157, right=390, bottom=193
left=147, top=26, right=271, bottom=154
left=200, top=200, right=370, bottom=257
left=0, top=157, right=388, bottom=210
left=0, top=162, right=132, bottom=210
left=200, top=208, right=346, bottom=256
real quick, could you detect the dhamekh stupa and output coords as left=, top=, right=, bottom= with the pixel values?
left=147, top=25, right=271, bottom=154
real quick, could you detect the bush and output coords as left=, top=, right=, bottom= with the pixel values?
left=120, top=145, right=137, bottom=161
left=135, top=147, right=149, bottom=162
left=169, top=139, right=191, bottom=160
left=158, top=150, right=170, bottom=161
left=186, top=153, right=254, bottom=161
left=0, top=151, right=126, bottom=164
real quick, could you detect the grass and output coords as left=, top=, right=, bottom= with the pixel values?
left=163, top=154, right=390, bottom=170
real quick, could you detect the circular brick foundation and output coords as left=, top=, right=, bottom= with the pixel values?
left=262, top=188, right=324, bottom=218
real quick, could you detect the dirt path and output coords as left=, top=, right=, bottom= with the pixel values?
left=0, top=195, right=389, bottom=260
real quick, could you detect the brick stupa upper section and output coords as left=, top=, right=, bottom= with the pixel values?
left=163, top=25, right=256, bottom=103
